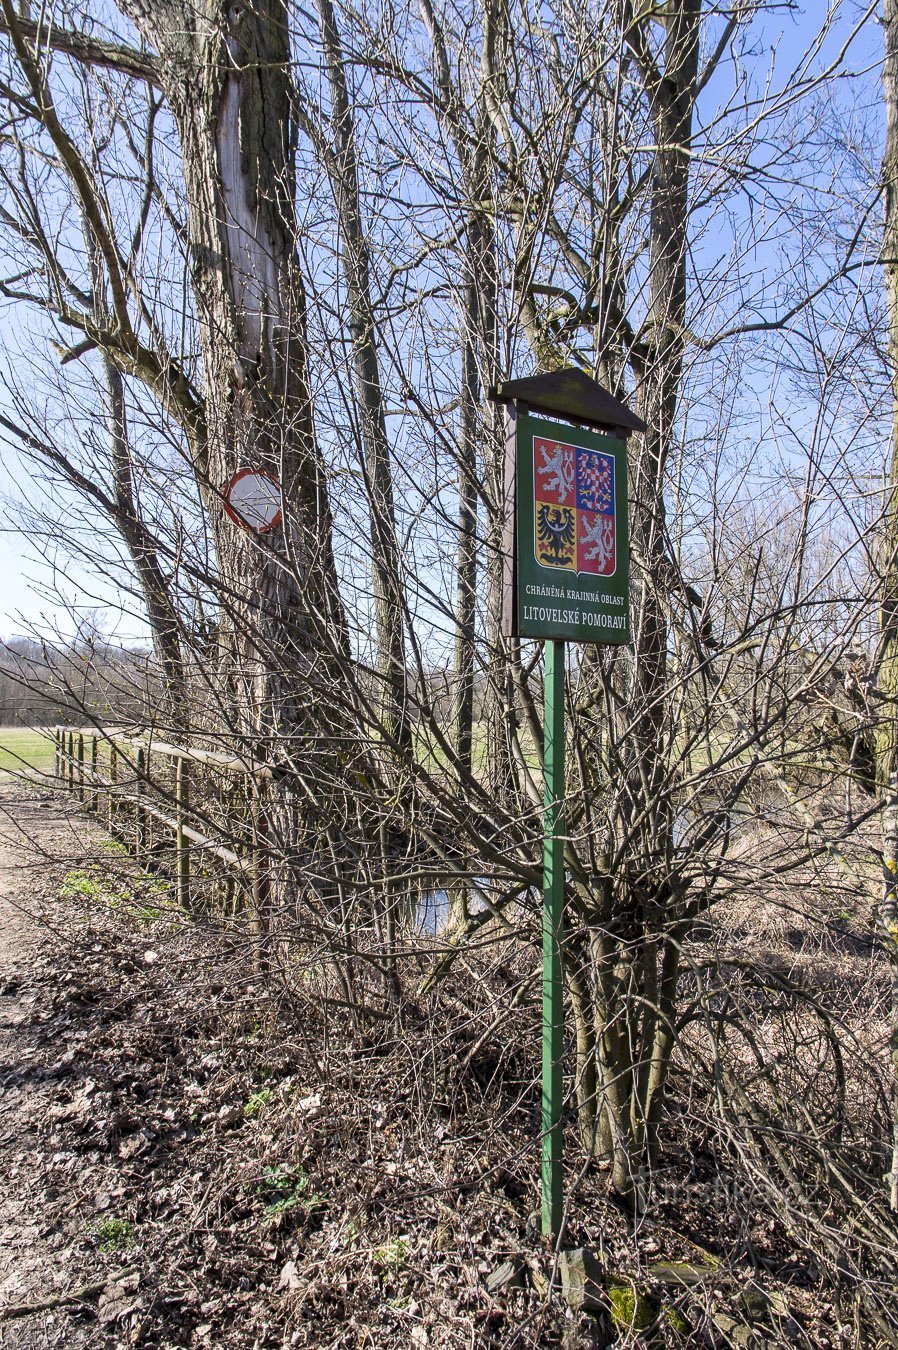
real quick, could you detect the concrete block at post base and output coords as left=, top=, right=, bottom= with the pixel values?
left=485, top=1259, right=525, bottom=1295
left=559, top=1247, right=605, bottom=1313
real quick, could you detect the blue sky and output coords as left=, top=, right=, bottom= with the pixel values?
left=0, top=0, right=888, bottom=645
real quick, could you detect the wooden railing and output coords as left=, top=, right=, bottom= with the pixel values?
left=53, top=726, right=270, bottom=913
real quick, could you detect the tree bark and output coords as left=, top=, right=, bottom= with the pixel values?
left=121, top=0, right=352, bottom=761
left=878, top=0, right=898, bottom=1213
left=629, top=0, right=700, bottom=828
left=581, top=0, right=702, bottom=1198
left=453, top=200, right=491, bottom=782
left=313, top=0, right=410, bottom=754
left=102, top=358, right=189, bottom=729
left=81, top=206, right=189, bottom=729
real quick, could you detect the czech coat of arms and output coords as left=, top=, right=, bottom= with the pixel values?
left=533, top=437, right=616, bottom=575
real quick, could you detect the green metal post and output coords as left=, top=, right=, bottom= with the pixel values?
left=542, top=638, right=565, bottom=1238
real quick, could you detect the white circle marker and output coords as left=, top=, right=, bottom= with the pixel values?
left=222, top=468, right=283, bottom=533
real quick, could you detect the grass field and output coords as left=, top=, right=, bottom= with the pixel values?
left=0, top=726, right=56, bottom=774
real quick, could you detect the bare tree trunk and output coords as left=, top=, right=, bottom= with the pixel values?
left=419, top=0, right=504, bottom=916
left=476, top=3, right=520, bottom=806
left=313, top=0, right=410, bottom=755
left=443, top=190, right=498, bottom=926
left=629, top=0, right=700, bottom=830
left=453, top=201, right=490, bottom=781
left=878, top=0, right=898, bottom=1213
left=418, top=0, right=497, bottom=790
left=584, top=0, right=701, bottom=1198
left=102, top=358, right=189, bottom=728
left=122, top=0, right=351, bottom=760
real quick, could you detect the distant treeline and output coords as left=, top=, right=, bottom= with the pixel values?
left=0, top=637, right=158, bottom=727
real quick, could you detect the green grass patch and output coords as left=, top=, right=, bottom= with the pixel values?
left=62, top=867, right=134, bottom=907
left=91, top=1216, right=136, bottom=1252
left=257, top=1165, right=326, bottom=1221
left=373, top=1235, right=410, bottom=1271
left=0, top=726, right=55, bottom=774
left=244, top=1087, right=274, bottom=1119
left=61, top=864, right=170, bottom=922
left=413, top=719, right=539, bottom=779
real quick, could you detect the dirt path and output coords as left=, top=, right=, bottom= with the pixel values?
left=0, top=780, right=300, bottom=1349
left=0, top=782, right=104, bottom=1347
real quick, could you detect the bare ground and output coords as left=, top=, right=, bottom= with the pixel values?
left=0, top=779, right=881, bottom=1348
left=0, top=780, right=288, bottom=1348
left=0, top=782, right=107, bottom=1346
left=0, top=780, right=538, bottom=1348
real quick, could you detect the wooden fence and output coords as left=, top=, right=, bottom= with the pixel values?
left=53, top=726, right=271, bottom=916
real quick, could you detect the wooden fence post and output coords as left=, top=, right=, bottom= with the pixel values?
left=51, top=730, right=271, bottom=926
left=176, top=756, right=190, bottom=911
left=136, top=746, right=146, bottom=859
left=250, top=778, right=270, bottom=973
left=109, top=742, right=117, bottom=830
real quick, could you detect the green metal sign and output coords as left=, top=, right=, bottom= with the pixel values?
left=495, top=372, right=641, bottom=1243
left=506, top=409, right=630, bottom=644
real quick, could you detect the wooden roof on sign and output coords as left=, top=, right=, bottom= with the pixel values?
left=493, top=366, right=646, bottom=434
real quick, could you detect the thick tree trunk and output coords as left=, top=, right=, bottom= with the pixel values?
left=630, top=0, right=700, bottom=826
left=122, top=1, right=351, bottom=761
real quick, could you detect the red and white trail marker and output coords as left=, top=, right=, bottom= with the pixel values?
left=222, top=468, right=283, bottom=534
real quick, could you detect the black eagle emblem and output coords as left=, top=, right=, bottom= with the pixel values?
left=536, top=504, right=575, bottom=566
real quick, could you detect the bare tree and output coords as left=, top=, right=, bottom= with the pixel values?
left=878, top=0, right=898, bottom=1213
left=0, top=7, right=894, bottom=1316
